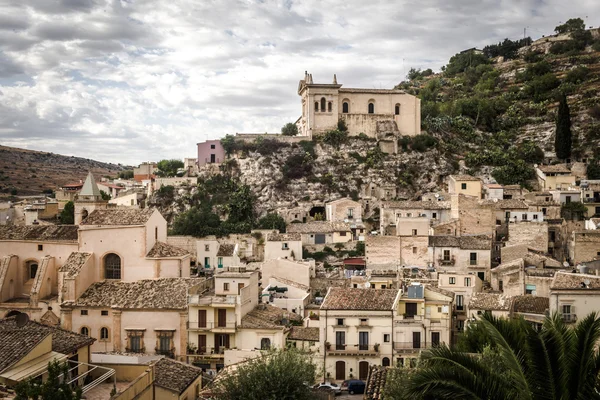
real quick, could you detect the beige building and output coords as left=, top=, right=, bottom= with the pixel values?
left=490, top=258, right=555, bottom=298
left=74, top=172, right=108, bottom=225
left=581, top=182, right=600, bottom=217
left=429, top=235, right=492, bottom=282
left=296, top=72, right=421, bottom=138
left=550, top=272, right=600, bottom=324
left=326, top=198, right=365, bottom=240
left=448, top=175, right=482, bottom=198
left=536, top=164, right=577, bottom=190
left=287, top=221, right=352, bottom=245
left=505, top=220, right=549, bottom=253
left=320, top=288, right=401, bottom=381
left=196, top=240, right=241, bottom=270
left=438, top=273, right=482, bottom=334
left=365, top=235, right=430, bottom=269
left=264, top=232, right=302, bottom=261
left=569, top=230, right=600, bottom=264
left=380, top=200, right=451, bottom=235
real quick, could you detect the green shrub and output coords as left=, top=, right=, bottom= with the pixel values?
left=282, top=153, right=313, bottom=180
left=337, top=119, right=348, bottom=132
left=322, top=129, right=348, bottom=148
left=491, top=159, right=535, bottom=186
left=565, top=66, right=590, bottom=84
left=445, top=51, right=490, bottom=77
left=523, top=73, right=560, bottom=102
left=411, top=134, right=438, bottom=152
left=281, top=122, right=298, bottom=136
left=523, top=50, right=543, bottom=63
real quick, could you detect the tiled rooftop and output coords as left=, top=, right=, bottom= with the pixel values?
left=58, top=252, right=92, bottom=278
left=146, top=242, right=190, bottom=258
left=450, top=174, right=481, bottom=181
left=239, top=304, right=302, bottom=329
left=480, top=199, right=529, bottom=209
left=0, top=328, right=48, bottom=373
left=287, top=327, right=319, bottom=341
left=537, top=164, right=571, bottom=174
left=81, top=208, right=155, bottom=225
left=154, top=358, right=202, bottom=394
left=216, top=244, right=235, bottom=257
left=512, top=296, right=549, bottom=315
left=321, top=288, right=398, bottom=311
left=364, top=365, right=389, bottom=400
left=0, top=225, right=79, bottom=242
left=551, top=272, right=600, bottom=290
left=428, top=235, right=491, bottom=250
left=469, top=293, right=512, bottom=311
left=287, top=221, right=351, bottom=234
left=267, top=232, right=301, bottom=241
left=71, top=278, right=205, bottom=309
left=382, top=200, right=451, bottom=210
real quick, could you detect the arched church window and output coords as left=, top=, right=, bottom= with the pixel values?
left=395, top=104, right=400, bottom=115
left=320, top=97, right=326, bottom=112
left=342, top=102, right=349, bottom=113
left=328, top=102, right=332, bottom=112
left=314, top=102, right=319, bottom=112
left=104, top=253, right=121, bottom=280
left=26, top=261, right=38, bottom=280
left=368, top=102, right=375, bottom=114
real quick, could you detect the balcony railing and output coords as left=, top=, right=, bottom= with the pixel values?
left=188, top=321, right=237, bottom=330
left=438, top=257, right=455, bottom=266
left=469, top=260, right=478, bottom=266
left=189, top=346, right=227, bottom=356
left=327, top=344, right=380, bottom=354
left=190, top=295, right=237, bottom=306
left=584, top=197, right=600, bottom=203
left=358, top=320, right=370, bottom=327
left=394, top=342, right=433, bottom=351
left=562, top=313, right=577, bottom=323
left=155, top=348, right=175, bottom=358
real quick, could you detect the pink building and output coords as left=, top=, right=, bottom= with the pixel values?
left=197, top=140, right=225, bottom=167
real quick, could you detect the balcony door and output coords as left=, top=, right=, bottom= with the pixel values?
left=335, top=331, right=345, bottom=350
left=217, top=309, right=227, bottom=327
left=359, top=361, right=369, bottom=380
left=198, top=310, right=207, bottom=328
left=198, top=334, right=206, bottom=353
left=215, top=334, right=230, bottom=353
left=405, top=302, right=417, bottom=317
left=412, top=332, right=421, bottom=349
left=359, top=332, right=369, bottom=351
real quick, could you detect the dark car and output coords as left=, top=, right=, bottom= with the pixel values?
left=341, top=379, right=366, bottom=395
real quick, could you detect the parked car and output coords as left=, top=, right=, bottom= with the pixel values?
left=315, top=382, right=341, bottom=395
left=341, top=379, right=366, bottom=395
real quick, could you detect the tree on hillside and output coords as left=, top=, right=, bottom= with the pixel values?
left=60, top=201, right=74, bottom=225
left=156, top=159, right=184, bottom=177
left=587, top=158, right=600, bottom=180
left=15, top=360, right=82, bottom=400
left=100, top=190, right=111, bottom=201
left=118, top=170, right=133, bottom=179
left=281, top=123, right=299, bottom=136
left=221, top=134, right=236, bottom=156
left=406, top=312, right=600, bottom=400
left=555, top=94, right=572, bottom=160
left=555, top=17, right=586, bottom=34
left=256, top=213, right=286, bottom=233
left=211, top=348, right=316, bottom=400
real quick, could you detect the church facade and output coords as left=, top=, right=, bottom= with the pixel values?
left=296, top=72, right=421, bottom=138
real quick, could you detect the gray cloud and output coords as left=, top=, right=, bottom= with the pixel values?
left=0, top=0, right=599, bottom=164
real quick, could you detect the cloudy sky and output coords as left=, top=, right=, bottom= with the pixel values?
left=0, top=0, right=598, bottom=165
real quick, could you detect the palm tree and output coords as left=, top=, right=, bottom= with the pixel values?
left=407, top=312, right=600, bottom=400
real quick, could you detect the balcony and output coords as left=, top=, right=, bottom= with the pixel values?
left=187, top=347, right=228, bottom=359
left=584, top=197, right=600, bottom=203
left=394, top=342, right=432, bottom=353
left=469, top=260, right=478, bottom=266
left=396, top=314, right=423, bottom=323
left=155, top=348, right=175, bottom=358
left=562, top=313, right=577, bottom=323
left=327, top=344, right=380, bottom=356
left=358, top=320, right=371, bottom=327
left=187, top=321, right=237, bottom=332
left=438, top=257, right=455, bottom=266
left=189, top=294, right=237, bottom=307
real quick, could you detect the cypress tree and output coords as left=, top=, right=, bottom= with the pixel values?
left=555, top=94, right=572, bottom=159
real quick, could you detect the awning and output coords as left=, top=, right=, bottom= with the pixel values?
left=0, top=351, right=67, bottom=382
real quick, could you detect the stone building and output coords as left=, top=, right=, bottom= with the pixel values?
left=569, top=230, right=600, bottom=264
left=535, top=164, right=576, bottom=191
left=74, top=172, right=108, bottom=225
left=447, top=175, right=482, bottom=198
left=296, top=72, right=421, bottom=138
left=428, top=235, right=492, bottom=282
left=549, top=272, right=600, bottom=323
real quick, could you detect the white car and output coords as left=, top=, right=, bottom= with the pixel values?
left=315, top=382, right=341, bottom=395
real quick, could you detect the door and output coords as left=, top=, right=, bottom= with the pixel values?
left=210, top=154, right=216, bottom=163
left=359, top=332, right=369, bottom=351
left=359, top=361, right=369, bottom=380
left=335, top=361, right=345, bottom=380
left=215, top=334, right=230, bottom=353
left=405, top=302, right=417, bottom=317
left=204, top=257, right=210, bottom=268
left=315, top=234, right=326, bottom=244
left=217, top=309, right=227, bottom=327
left=477, top=272, right=485, bottom=282
left=198, top=310, right=207, bottom=328
left=198, top=334, right=207, bottom=354
left=335, top=331, right=345, bottom=350
left=238, top=283, right=245, bottom=295
left=413, top=332, right=421, bottom=349
left=431, top=332, right=440, bottom=347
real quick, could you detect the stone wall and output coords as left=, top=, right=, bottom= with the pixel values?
left=572, top=231, right=600, bottom=264
left=506, top=221, right=549, bottom=252
left=166, top=236, right=197, bottom=255
left=453, top=195, right=495, bottom=236
left=366, top=236, right=400, bottom=269
left=310, top=278, right=349, bottom=298
left=400, top=236, right=429, bottom=266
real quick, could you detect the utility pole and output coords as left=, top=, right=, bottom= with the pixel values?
left=524, top=27, right=526, bottom=39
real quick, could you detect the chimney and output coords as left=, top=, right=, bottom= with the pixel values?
left=333, top=74, right=337, bottom=84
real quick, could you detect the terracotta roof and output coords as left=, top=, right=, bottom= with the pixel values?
left=216, top=244, right=235, bottom=257
left=551, top=272, right=600, bottom=290
left=154, top=358, right=202, bottom=394
left=71, top=278, right=205, bottom=309
left=480, top=199, right=529, bottom=209
left=469, top=293, right=512, bottom=311
left=450, top=174, right=481, bottom=182
left=81, top=208, right=155, bottom=226
left=537, top=164, right=571, bottom=174
left=526, top=201, right=559, bottom=206
left=512, top=296, right=549, bottom=315
left=270, top=276, right=310, bottom=292
left=59, top=252, right=92, bottom=278
left=146, top=242, right=190, bottom=258
left=428, top=235, right=491, bottom=250
left=0, top=328, right=48, bottom=373
left=321, top=288, right=398, bottom=311
left=426, top=285, right=455, bottom=299
left=0, top=316, right=95, bottom=372
left=382, top=200, right=450, bottom=210
left=484, top=183, right=503, bottom=189
left=267, top=232, right=301, bottom=241
left=239, top=304, right=302, bottom=329
left=365, top=365, right=389, bottom=400
left=287, top=221, right=351, bottom=234
left=0, top=225, right=78, bottom=242
left=287, top=327, right=319, bottom=341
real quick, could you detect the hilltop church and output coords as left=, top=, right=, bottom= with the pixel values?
left=296, top=72, right=421, bottom=139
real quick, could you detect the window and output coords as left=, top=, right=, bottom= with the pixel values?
left=562, top=304, right=571, bottom=314
left=465, top=277, right=471, bottom=286
left=395, top=104, right=400, bottom=115
left=320, top=97, right=326, bottom=112
left=335, top=331, right=345, bottom=350
left=381, top=285, right=386, bottom=289
left=383, top=334, right=390, bottom=343
left=470, top=252, right=477, bottom=265
left=127, top=330, right=144, bottom=353
left=155, top=227, right=158, bottom=240
left=80, top=327, right=89, bottom=336
left=217, top=257, right=223, bottom=267
left=405, top=302, right=417, bottom=317
left=260, top=338, right=271, bottom=350
left=456, top=295, right=464, bottom=311
left=443, top=250, right=451, bottom=261
left=37, top=244, right=43, bottom=251
left=100, top=327, right=109, bottom=341
left=412, top=229, right=417, bottom=236
left=566, top=196, right=572, bottom=204
left=26, top=261, right=38, bottom=280
left=359, top=331, right=369, bottom=350
left=499, top=280, right=503, bottom=291
left=432, top=212, right=437, bottom=219
left=522, top=214, right=528, bottom=220
left=336, top=318, right=345, bottom=326
left=412, top=247, right=417, bottom=254
left=205, top=244, right=210, bottom=251
left=224, top=283, right=230, bottom=291
left=104, top=253, right=121, bottom=280
left=449, top=277, right=456, bottom=285
left=368, top=102, right=375, bottom=114
left=81, top=310, right=88, bottom=316
left=157, top=331, right=174, bottom=356
left=342, top=102, right=349, bottom=113
left=382, top=357, right=391, bottom=367
left=328, top=102, right=332, bottom=112
left=340, top=231, right=347, bottom=236
left=314, top=102, right=319, bottom=111
left=526, top=284, right=536, bottom=295
left=407, top=212, right=412, bottom=217
left=533, top=214, right=538, bottom=220
left=461, top=183, right=467, bottom=190
left=210, top=144, right=215, bottom=149
left=348, top=208, right=354, bottom=218
left=101, top=310, right=108, bottom=316
left=282, top=242, right=289, bottom=250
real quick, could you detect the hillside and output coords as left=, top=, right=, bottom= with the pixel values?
left=0, top=145, right=129, bottom=198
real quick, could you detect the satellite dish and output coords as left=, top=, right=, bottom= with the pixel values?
left=365, top=282, right=371, bottom=288
left=584, top=279, right=591, bottom=286
left=15, top=313, right=30, bottom=328
left=434, top=193, right=439, bottom=198
left=563, top=262, right=570, bottom=268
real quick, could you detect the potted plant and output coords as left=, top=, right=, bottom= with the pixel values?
left=325, top=341, right=331, bottom=350
left=374, top=343, right=380, bottom=352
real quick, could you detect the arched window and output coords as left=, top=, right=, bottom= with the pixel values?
left=314, top=102, right=319, bottom=112
left=382, top=357, right=390, bottom=367
left=342, top=102, right=349, bottom=113
left=368, top=102, right=375, bottom=114
left=26, top=261, right=38, bottom=280
left=80, top=327, right=89, bottom=336
left=320, top=97, right=326, bottom=112
left=100, top=327, right=109, bottom=340
left=395, top=104, right=400, bottom=115
left=328, top=102, right=332, bottom=112
left=104, top=253, right=121, bottom=280
left=260, top=338, right=271, bottom=350
left=81, top=209, right=88, bottom=221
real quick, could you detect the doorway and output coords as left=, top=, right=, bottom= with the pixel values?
left=335, top=361, right=345, bottom=380
left=359, top=361, right=369, bottom=380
